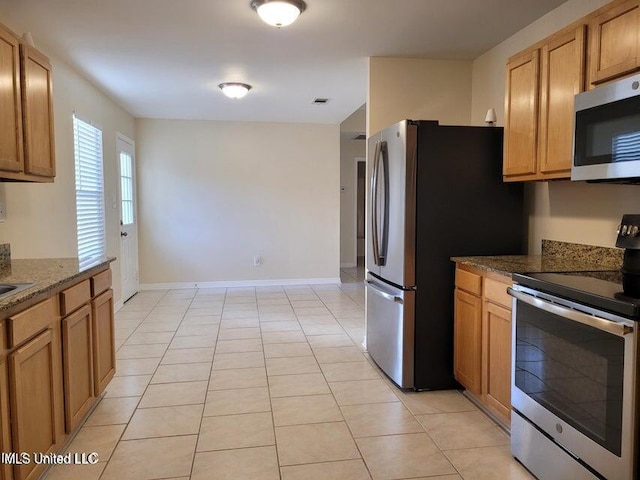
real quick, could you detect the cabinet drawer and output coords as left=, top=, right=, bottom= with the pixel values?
left=91, top=269, right=111, bottom=297
left=484, top=278, right=513, bottom=309
left=455, top=268, right=482, bottom=296
left=7, top=296, right=57, bottom=349
left=60, top=280, right=90, bottom=316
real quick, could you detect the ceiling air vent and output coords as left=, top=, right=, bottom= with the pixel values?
left=353, top=134, right=366, bottom=140
left=312, top=98, right=330, bottom=105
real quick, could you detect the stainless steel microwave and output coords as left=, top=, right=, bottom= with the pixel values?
left=573, top=74, right=640, bottom=183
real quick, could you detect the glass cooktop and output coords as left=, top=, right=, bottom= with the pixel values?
left=513, top=271, right=640, bottom=319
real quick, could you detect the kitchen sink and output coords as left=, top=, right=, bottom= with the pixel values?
left=0, top=283, right=34, bottom=300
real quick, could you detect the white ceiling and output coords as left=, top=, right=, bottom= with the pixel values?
left=0, top=0, right=566, bottom=125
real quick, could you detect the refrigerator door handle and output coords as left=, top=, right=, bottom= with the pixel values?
left=371, top=140, right=382, bottom=265
left=379, top=141, right=389, bottom=266
left=366, top=280, right=404, bottom=304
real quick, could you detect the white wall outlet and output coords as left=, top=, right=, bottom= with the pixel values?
left=253, top=256, right=263, bottom=267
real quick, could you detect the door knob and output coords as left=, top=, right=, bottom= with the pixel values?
left=120, top=232, right=128, bottom=237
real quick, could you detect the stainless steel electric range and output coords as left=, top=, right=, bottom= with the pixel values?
left=508, top=216, right=640, bottom=480
left=509, top=270, right=637, bottom=480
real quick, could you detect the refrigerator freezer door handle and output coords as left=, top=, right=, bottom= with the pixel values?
left=366, top=280, right=404, bottom=304
left=371, top=141, right=382, bottom=265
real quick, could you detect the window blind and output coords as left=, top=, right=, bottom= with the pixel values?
left=73, top=115, right=106, bottom=264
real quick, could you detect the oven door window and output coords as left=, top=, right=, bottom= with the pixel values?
left=515, top=301, right=624, bottom=456
left=575, top=95, right=640, bottom=167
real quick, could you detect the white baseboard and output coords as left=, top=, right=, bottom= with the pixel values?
left=340, top=262, right=357, bottom=268
left=114, top=299, right=124, bottom=312
left=139, top=277, right=342, bottom=290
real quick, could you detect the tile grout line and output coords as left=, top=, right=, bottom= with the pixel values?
left=187, top=286, right=227, bottom=480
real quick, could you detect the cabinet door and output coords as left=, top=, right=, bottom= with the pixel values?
left=92, top=289, right=115, bottom=395
left=9, top=329, right=59, bottom=480
left=482, top=302, right=512, bottom=425
left=589, top=0, right=640, bottom=85
left=0, top=25, right=23, bottom=173
left=0, top=359, right=12, bottom=480
left=20, top=44, right=55, bottom=178
left=539, top=26, right=586, bottom=175
left=453, top=289, right=482, bottom=395
left=504, top=49, right=540, bottom=179
left=62, top=304, right=95, bottom=432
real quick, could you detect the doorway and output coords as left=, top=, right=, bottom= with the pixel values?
left=116, top=134, right=139, bottom=302
left=355, top=158, right=366, bottom=263
left=347, top=156, right=366, bottom=281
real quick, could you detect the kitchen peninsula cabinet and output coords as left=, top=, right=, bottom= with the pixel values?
left=589, top=0, right=640, bottom=86
left=453, top=264, right=513, bottom=426
left=504, top=25, right=586, bottom=182
left=0, top=22, right=55, bottom=182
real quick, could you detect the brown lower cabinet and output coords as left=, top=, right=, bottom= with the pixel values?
left=92, top=289, right=115, bottom=395
left=9, top=328, right=63, bottom=480
left=62, top=304, right=95, bottom=433
left=0, top=264, right=115, bottom=479
left=0, top=357, right=12, bottom=480
left=453, top=289, right=482, bottom=395
left=454, top=264, right=513, bottom=426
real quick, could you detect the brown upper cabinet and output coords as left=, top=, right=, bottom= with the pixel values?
left=0, top=25, right=23, bottom=176
left=504, top=25, right=586, bottom=182
left=589, top=0, right=640, bottom=86
left=503, top=0, right=640, bottom=182
left=0, top=23, right=55, bottom=182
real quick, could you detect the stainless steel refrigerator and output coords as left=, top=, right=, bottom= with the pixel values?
left=366, top=120, right=524, bottom=390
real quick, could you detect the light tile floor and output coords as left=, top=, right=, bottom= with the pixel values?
left=45, top=279, right=534, bottom=480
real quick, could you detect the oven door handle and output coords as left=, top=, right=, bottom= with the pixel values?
left=507, top=287, right=634, bottom=337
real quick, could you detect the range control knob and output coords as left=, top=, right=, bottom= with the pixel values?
left=621, top=225, right=629, bottom=236
left=632, top=226, right=639, bottom=236
left=617, top=224, right=622, bottom=235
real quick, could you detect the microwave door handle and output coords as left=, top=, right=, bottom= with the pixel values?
left=371, top=141, right=382, bottom=265
left=508, top=287, right=634, bottom=337
left=366, top=280, right=403, bottom=304
left=379, top=141, right=389, bottom=266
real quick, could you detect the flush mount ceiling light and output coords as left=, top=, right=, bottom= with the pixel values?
left=250, top=0, right=307, bottom=28
left=218, top=82, right=252, bottom=99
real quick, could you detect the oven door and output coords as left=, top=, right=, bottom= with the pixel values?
left=509, top=286, right=637, bottom=480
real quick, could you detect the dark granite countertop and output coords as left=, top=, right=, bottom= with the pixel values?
left=450, top=255, right=621, bottom=277
left=452, top=240, right=624, bottom=277
left=0, top=257, right=115, bottom=317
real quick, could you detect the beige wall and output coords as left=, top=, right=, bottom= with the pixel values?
left=0, top=30, right=135, bottom=304
left=135, top=119, right=340, bottom=286
left=368, top=57, right=473, bottom=136
left=470, top=0, right=637, bottom=253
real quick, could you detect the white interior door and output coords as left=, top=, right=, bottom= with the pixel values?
left=117, top=134, right=139, bottom=302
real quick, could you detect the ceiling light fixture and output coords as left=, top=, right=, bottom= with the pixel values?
left=219, top=82, right=252, bottom=99
left=250, top=0, right=307, bottom=28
